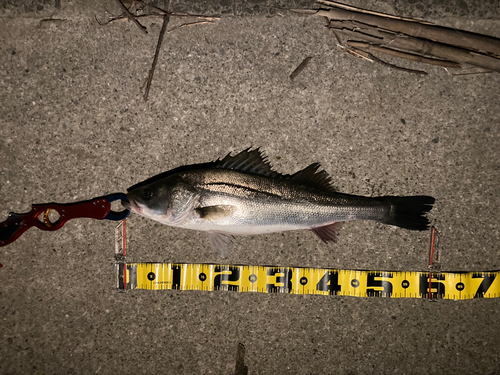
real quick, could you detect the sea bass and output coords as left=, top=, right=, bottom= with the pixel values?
left=123, top=148, right=435, bottom=257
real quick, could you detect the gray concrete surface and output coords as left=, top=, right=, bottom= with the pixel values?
left=1, top=0, right=499, bottom=374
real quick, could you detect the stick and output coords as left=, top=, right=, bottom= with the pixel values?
left=347, top=41, right=461, bottom=69
left=113, top=0, right=147, bottom=34
left=106, top=13, right=220, bottom=25
left=106, top=14, right=162, bottom=24
left=143, top=14, right=169, bottom=101
left=290, top=56, right=313, bottom=80
left=167, top=21, right=216, bottom=33
left=135, top=0, right=170, bottom=15
left=328, top=21, right=500, bottom=72
left=234, top=343, right=248, bottom=375
left=343, top=47, right=374, bottom=62
left=317, top=8, right=500, bottom=56
left=317, top=0, right=434, bottom=24
left=349, top=47, right=427, bottom=75
left=133, top=0, right=221, bottom=21
left=331, top=30, right=373, bottom=62
left=451, top=70, right=493, bottom=76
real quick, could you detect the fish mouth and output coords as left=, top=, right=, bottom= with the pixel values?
left=121, top=196, right=143, bottom=214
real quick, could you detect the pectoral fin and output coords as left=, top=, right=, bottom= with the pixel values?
left=196, top=205, right=237, bottom=221
left=208, top=231, right=234, bottom=259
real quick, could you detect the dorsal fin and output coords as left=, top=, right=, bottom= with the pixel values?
left=214, top=148, right=281, bottom=178
left=290, top=163, right=336, bottom=192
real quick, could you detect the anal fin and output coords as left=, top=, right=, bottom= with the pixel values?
left=310, top=222, right=343, bottom=243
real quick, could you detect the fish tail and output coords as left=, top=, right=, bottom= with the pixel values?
left=378, top=196, right=435, bottom=231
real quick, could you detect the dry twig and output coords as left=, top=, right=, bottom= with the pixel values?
left=317, top=6, right=500, bottom=56
left=347, top=41, right=461, bottom=69
left=143, top=14, right=170, bottom=101
left=327, top=20, right=500, bottom=72
left=106, top=0, right=219, bottom=101
left=105, top=13, right=220, bottom=25
left=290, top=56, right=313, bottom=80
left=350, top=47, right=428, bottom=75
left=113, top=0, right=147, bottom=34
left=315, top=1, right=500, bottom=73
left=234, top=343, right=248, bottom=375
left=451, top=70, right=493, bottom=76
left=332, top=27, right=426, bottom=73
left=317, top=0, right=434, bottom=24
left=133, top=0, right=218, bottom=19
left=167, top=21, right=216, bottom=33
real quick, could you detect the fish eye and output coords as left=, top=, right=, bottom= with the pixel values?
left=143, top=189, right=153, bottom=200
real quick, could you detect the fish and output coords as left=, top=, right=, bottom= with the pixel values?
left=123, top=148, right=435, bottom=258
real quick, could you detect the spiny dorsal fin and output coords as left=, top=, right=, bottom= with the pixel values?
left=214, top=148, right=281, bottom=178
left=213, top=149, right=336, bottom=192
left=290, top=163, right=336, bottom=192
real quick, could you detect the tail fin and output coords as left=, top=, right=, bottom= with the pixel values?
left=379, top=196, right=435, bottom=231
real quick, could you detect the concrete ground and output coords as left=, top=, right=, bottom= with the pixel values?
left=1, top=0, right=499, bottom=373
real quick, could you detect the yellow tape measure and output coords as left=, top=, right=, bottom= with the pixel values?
left=116, top=263, right=499, bottom=300
left=113, top=222, right=498, bottom=300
